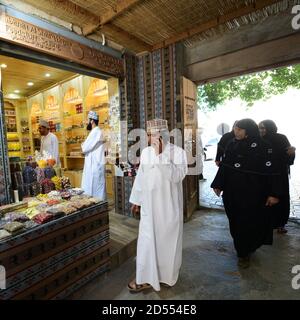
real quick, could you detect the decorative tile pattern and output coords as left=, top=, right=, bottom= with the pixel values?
left=0, top=90, right=11, bottom=205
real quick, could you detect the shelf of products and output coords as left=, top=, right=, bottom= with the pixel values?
left=63, top=88, right=85, bottom=162
left=4, top=102, right=23, bottom=158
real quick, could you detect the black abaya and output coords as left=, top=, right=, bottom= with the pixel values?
left=211, top=136, right=282, bottom=258
left=263, top=133, right=295, bottom=228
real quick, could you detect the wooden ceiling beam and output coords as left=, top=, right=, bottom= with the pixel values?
left=21, top=0, right=150, bottom=52
left=101, top=23, right=153, bottom=52
left=82, top=0, right=141, bottom=36
left=102, top=0, right=141, bottom=25
left=152, top=0, right=283, bottom=50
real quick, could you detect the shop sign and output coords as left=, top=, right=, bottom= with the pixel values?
left=0, top=9, right=123, bottom=77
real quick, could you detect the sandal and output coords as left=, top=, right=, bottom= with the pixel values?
left=160, top=282, right=171, bottom=288
left=127, top=281, right=152, bottom=293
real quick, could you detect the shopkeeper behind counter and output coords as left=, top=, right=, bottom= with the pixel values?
left=39, top=119, right=60, bottom=165
left=81, top=111, right=106, bottom=201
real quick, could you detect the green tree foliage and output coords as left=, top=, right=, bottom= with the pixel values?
left=198, top=65, right=300, bottom=112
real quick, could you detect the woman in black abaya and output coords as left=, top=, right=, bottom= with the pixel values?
left=211, top=119, right=282, bottom=268
left=258, top=120, right=296, bottom=234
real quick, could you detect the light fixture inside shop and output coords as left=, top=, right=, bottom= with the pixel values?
left=0, top=63, right=7, bottom=68
left=27, top=82, right=34, bottom=86
left=14, top=90, right=20, bottom=93
left=45, top=73, right=51, bottom=77
left=7, top=93, right=19, bottom=99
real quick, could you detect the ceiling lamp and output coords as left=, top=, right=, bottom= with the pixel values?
left=45, top=73, right=51, bottom=77
left=27, top=82, right=34, bottom=86
left=6, top=93, right=19, bottom=99
left=0, top=63, right=7, bottom=68
left=14, top=90, right=20, bottom=93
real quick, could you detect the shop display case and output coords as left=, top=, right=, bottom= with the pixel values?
left=0, top=199, right=110, bottom=300
left=5, top=75, right=121, bottom=205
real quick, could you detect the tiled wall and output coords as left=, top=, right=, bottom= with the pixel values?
left=125, top=45, right=177, bottom=129
left=0, top=86, right=11, bottom=205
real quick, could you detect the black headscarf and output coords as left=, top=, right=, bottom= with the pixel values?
left=259, top=120, right=293, bottom=166
left=235, top=118, right=260, bottom=138
left=260, top=120, right=278, bottom=135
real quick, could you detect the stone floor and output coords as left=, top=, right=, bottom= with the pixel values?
left=68, top=159, right=300, bottom=300
left=69, top=209, right=300, bottom=300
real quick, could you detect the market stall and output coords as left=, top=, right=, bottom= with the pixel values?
left=0, top=182, right=109, bottom=300
left=3, top=73, right=122, bottom=205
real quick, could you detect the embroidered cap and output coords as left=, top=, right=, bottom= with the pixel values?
left=88, top=111, right=99, bottom=121
left=146, top=118, right=168, bottom=134
left=39, top=119, right=50, bottom=129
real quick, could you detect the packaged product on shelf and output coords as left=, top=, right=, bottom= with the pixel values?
left=4, top=212, right=29, bottom=223
left=23, top=220, right=39, bottom=230
left=51, top=176, right=62, bottom=190
left=36, top=203, right=49, bottom=212
left=24, top=207, right=40, bottom=219
left=46, top=199, right=61, bottom=206
left=63, top=204, right=77, bottom=215
left=44, top=166, right=56, bottom=179
left=45, top=206, right=65, bottom=218
left=89, top=197, right=102, bottom=204
left=3, top=221, right=25, bottom=235
left=33, top=212, right=54, bottom=224
left=0, top=229, right=11, bottom=241
left=69, top=188, right=84, bottom=196
left=61, top=176, right=71, bottom=189
left=35, top=166, right=45, bottom=183
left=60, top=191, right=71, bottom=200
left=47, top=191, right=60, bottom=198
left=40, top=178, right=56, bottom=194
left=22, top=164, right=37, bottom=184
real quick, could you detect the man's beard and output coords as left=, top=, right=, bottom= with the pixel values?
left=86, top=122, right=92, bottom=131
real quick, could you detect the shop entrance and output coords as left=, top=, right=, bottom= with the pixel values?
left=198, top=63, right=299, bottom=221
left=0, top=54, right=120, bottom=207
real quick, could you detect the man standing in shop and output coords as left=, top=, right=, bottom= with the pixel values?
left=81, top=111, right=106, bottom=200
left=128, top=119, right=188, bottom=293
left=39, top=119, right=60, bottom=165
